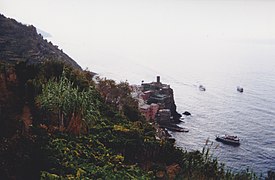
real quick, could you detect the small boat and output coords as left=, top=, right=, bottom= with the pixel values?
left=237, top=86, right=243, bottom=93
left=199, top=85, right=206, bottom=91
left=160, top=124, right=189, bottom=132
left=168, top=126, right=189, bottom=132
left=216, top=135, right=240, bottom=146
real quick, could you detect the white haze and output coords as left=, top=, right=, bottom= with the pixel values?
left=1, top=0, right=275, bottom=83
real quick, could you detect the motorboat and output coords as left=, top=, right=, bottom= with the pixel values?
left=237, top=86, right=243, bottom=93
left=215, top=135, right=240, bottom=146
left=199, top=85, right=206, bottom=91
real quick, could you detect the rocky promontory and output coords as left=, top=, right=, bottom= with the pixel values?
left=132, top=76, right=185, bottom=133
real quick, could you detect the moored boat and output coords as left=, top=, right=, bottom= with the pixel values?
left=237, top=86, right=243, bottom=93
left=199, top=85, right=206, bottom=91
left=215, top=135, right=240, bottom=146
left=160, top=124, right=189, bottom=132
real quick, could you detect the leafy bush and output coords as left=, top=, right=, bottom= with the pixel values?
left=40, top=133, right=152, bottom=179
left=36, top=72, right=101, bottom=135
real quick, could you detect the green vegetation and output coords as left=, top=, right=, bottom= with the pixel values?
left=36, top=72, right=100, bottom=135
left=1, top=60, right=273, bottom=179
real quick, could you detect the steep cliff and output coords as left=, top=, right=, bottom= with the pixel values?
left=142, top=77, right=182, bottom=122
left=0, top=14, right=81, bottom=69
left=162, top=87, right=182, bottom=122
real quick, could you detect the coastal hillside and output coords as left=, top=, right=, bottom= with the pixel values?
left=0, top=14, right=80, bottom=69
left=0, top=14, right=270, bottom=179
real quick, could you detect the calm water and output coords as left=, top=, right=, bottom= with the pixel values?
left=5, top=0, right=274, bottom=176
left=171, top=69, right=275, bottom=176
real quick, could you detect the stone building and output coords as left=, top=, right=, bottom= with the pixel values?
left=139, top=103, right=159, bottom=121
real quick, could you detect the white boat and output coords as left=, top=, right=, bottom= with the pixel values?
left=199, top=85, right=206, bottom=91
left=216, top=135, right=240, bottom=146
left=237, top=86, right=243, bottom=93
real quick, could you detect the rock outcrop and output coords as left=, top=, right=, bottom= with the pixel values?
left=140, top=76, right=182, bottom=123
left=183, top=111, right=191, bottom=116
left=162, top=87, right=182, bottom=122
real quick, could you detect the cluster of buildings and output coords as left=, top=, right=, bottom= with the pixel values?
left=131, top=76, right=173, bottom=124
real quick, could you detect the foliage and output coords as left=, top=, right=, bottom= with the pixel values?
left=0, top=134, right=42, bottom=179
left=266, top=171, right=275, bottom=180
left=36, top=72, right=101, bottom=135
left=40, top=133, right=152, bottom=179
left=96, top=77, right=143, bottom=122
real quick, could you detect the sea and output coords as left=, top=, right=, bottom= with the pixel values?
left=37, top=0, right=275, bottom=177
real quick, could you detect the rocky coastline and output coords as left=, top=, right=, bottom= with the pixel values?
left=131, top=76, right=187, bottom=139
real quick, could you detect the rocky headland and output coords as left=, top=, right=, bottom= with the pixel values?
left=132, top=76, right=187, bottom=134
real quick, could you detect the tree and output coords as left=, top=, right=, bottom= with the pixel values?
left=95, top=78, right=142, bottom=121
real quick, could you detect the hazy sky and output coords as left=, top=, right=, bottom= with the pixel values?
left=1, top=0, right=275, bottom=79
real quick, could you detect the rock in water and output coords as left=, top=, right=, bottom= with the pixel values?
left=183, top=111, right=191, bottom=116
